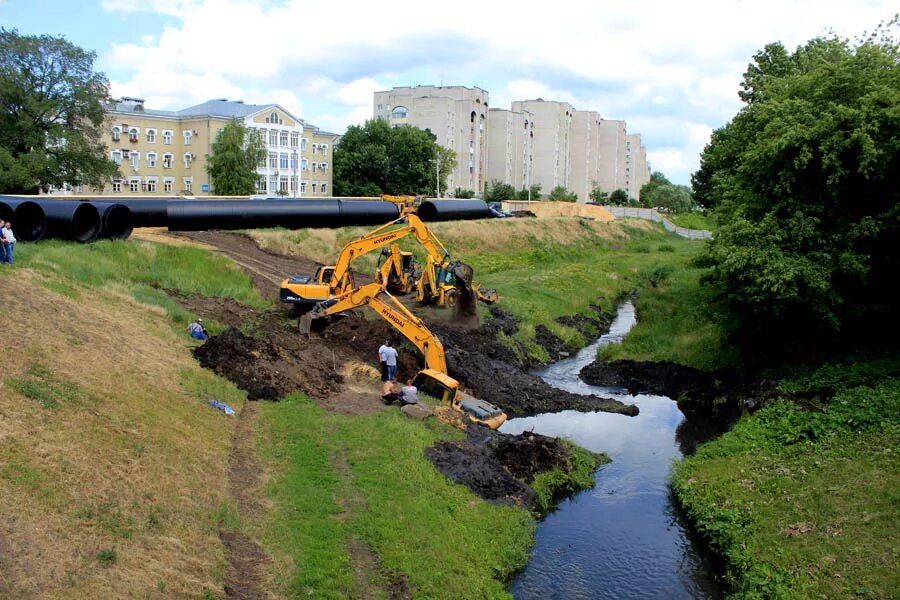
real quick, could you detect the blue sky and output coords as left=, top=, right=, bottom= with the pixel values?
left=2, top=0, right=894, bottom=185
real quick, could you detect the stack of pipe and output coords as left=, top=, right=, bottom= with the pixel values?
left=0, top=196, right=491, bottom=243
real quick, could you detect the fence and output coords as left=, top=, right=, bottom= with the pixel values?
left=601, top=206, right=713, bottom=240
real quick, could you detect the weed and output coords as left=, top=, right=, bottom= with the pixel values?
left=96, top=547, right=117, bottom=567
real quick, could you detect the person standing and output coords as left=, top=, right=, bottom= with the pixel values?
left=382, top=340, right=398, bottom=383
left=2, top=220, right=16, bottom=264
left=377, top=340, right=390, bottom=382
left=0, top=220, right=8, bottom=264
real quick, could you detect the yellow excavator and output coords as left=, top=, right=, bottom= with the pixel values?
left=280, top=212, right=497, bottom=313
left=374, top=243, right=416, bottom=295
left=299, top=282, right=508, bottom=429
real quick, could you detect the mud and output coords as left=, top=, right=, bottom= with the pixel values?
left=425, top=426, right=580, bottom=509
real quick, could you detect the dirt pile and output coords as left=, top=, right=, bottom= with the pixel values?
left=425, top=426, right=580, bottom=509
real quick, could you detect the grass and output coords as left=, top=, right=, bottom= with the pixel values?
left=259, top=393, right=602, bottom=599
left=667, top=211, right=716, bottom=231
left=672, top=369, right=900, bottom=598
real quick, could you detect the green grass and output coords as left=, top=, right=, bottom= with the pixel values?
left=259, top=394, right=575, bottom=599
left=531, top=442, right=609, bottom=514
left=4, top=362, right=92, bottom=410
left=672, top=373, right=900, bottom=599
left=667, top=211, right=715, bottom=231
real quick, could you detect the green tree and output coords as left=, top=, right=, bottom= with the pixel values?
left=0, top=29, right=117, bottom=193
left=453, top=188, right=475, bottom=198
left=609, top=189, right=629, bottom=205
left=333, top=119, right=454, bottom=196
left=548, top=185, right=577, bottom=202
left=205, top=119, right=266, bottom=195
left=589, top=185, right=609, bottom=203
left=697, top=23, right=900, bottom=359
left=515, top=184, right=541, bottom=200
left=638, top=171, right=671, bottom=207
left=485, top=180, right=516, bottom=203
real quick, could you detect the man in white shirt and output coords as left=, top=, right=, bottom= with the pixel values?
left=382, top=341, right=398, bottom=382
left=377, top=340, right=390, bottom=382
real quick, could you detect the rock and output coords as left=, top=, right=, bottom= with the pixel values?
left=401, top=404, right=433, bottom=421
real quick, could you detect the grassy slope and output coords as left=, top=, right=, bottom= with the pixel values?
left=0, top=241, right=258, bottom=598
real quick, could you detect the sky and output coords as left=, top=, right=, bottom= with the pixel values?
left=1, top=0, right=894, bottom=185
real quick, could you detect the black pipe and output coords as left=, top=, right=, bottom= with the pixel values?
left=166, top=199, right=343, bottom=231
left=39, top=200, right=102, bottom=243
left=0, top=200, right=11, bottom=222
left=417, top=199, right=490, bottom=221
left=338, top=200, right=400, bottom=226
left=106, top=199, right=171, bottom=227
left=89, top=202, right=134, bottom=240
left=0, top=198, right=46, bottom=241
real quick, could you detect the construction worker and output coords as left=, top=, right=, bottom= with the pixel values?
left=188, top=318, right=208, bottom=341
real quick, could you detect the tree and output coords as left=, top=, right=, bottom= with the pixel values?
left=548, top=185, right=577, bottom=202
left=453, top=188, right=475, bottom=198
left=333, top=119, right=454, bottom=197
left=205, top=119, right=266, bottom=195
left=0, top=29, right=118, bottom=193
left=515, top=184, right=541, bottom=200
left=697, top=23, right=900, bottom=359
left=609, top=189, right=629, bottom=205
left=485, top=180, right=515, bottom=203
left=589, top=185, right=609, bottom=203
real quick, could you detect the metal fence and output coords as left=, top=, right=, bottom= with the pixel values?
left=602, top=206, right=713, bottom=240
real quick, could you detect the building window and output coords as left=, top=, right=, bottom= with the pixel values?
left=269, top=176, right=277, bottom=192
left=321, top=183, right=327, bottom=194
left=258, top=153, right=267, bottom=168
left=391, top=106, right=408, bottom=118
left=290, top=153, right=298, bottom=169
left=163, top=130, right=173, bottom=144
left=301, top=158, right=308, bottom=171
left=312, top=143, right=318, bottom=155
left=279, top=176, right=289, bottom=193
left=184, top=130, right=192, bottom=146
left=300, top=181, right=306, bottom=193
left=129, top=128, right=139, bottom=142
left=321, top=144, right=328, bottom=154
left=111, top=126, right=121, bottom=141
left=268, top=152, right=278, bottom=169
left=311, top=162, right=317, bottom=173
left=111, top=150, right=123, bottom=165
left=147, top=152, right=157, bottom=168
left=256, top=128, right=266, bottom=144
left=164, top=178, right=174, bottom=193
left=146, top=129, right=156, bottom=143
left=311, top=183, right=317, bottom=193
left=280, top=153, right=288, bottom=169
left=269, top=130, right=278, bottom=146
left=257, top=176, right=267, bottom=193
left=321, top=162, right=328, bottom=174
left=183, top=177, right=193, bottom=193
left=279, top=130, right=288, bottom=146
left=163, top=153, right=173, bottom=168
left=112, top=177, right=123, bottom=192
left=130, top=151, right=140, bottom=169
left=290, top=131, right=299, bottom=147
left=265, top=111, right=282, bottom=125
left=146, top=178, right=157, bottom=193
left=184, top=152, right=193, bottom=168
left=301, top=137, right=307, bottom=151
left=289, top=176, right=296, bottom=191
left=129, top=177, right=140, bottom=192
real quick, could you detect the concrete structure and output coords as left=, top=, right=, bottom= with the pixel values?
left=485, top=107, right=534, bottom=194
left=511, top=99, right=574, bottom=198
left=625, top=133, right=651, bottom=200
left=569, top=110, right=605, bottom=202
left=374, top=85, right=489, bottom=196
left=595, top=119, right=627, bottom=197
left=87, top=97, right=333, bottom=197
left=300, top=123, right=340, bottom=197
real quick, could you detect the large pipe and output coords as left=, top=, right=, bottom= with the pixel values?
left=166, top=199, right=343, bottom=231
left=40, top=200, right=102, bottom=243
left=106, top=199, right=170, bottom=227
left=338, top=200, right=400, bottom=226
left=0, top=198, right=46, bottom=241
left=417, top=199, right=490, bottom=222
left=89, top=202, right=134, bottom=240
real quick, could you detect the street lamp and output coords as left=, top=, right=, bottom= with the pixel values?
left=434, top=156, right=441, bottom=199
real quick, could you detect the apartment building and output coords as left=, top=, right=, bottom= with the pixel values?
left=373, top=85, right=489, bottom=195
left=93, top=97, right=333, bottom=197
left=569, top=110, right=604, bottom=202
left=484, top=107, right=534, bottom=193
left=510, top=99, right=575, bottom=198
left=625, top=134, right=651, bottom=200
left=595, top=119, right=627, bottom=196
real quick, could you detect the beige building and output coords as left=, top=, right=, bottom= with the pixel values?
left=299, top=123, right=340, bottom=197
left=569, top=110, right=605, bottom=202
left=90, top=97, right=333, bottom=197
left=373, top=85, right=489, bottom=196
left=509, top=99, right=574, bottom=199
left=625, top=133, right=651, bottom=200
left=485, top=107, right=534, bottom=194
left=595, top=119, right=627, bottom=196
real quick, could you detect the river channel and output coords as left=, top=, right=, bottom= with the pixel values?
left=501, top=302, right=723, bottom=599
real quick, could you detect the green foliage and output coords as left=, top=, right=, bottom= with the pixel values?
left=640, top=172, right=694, bottom=212
left=454, top=187, right=475, bottom=198
left=530, top=443, right=607, bottom=514
left=548, top=185, right=577, bottom=202
left=0, top=28, right=117, bottom=193
left=333, top=119, right=454, bottom=196
left=672, top=374, right=900, bottom=598
left=5, top=362, right=89, bottom=409
left=485, top=180, right=516, bottom=203
left=514, top=184, right=541, bottom=201
left=608, top=189, right=629, bottom=205
left=206, top=120, right=267, bottom=195
left=96, top=547, right=117, bottom=567
left=589, top=186, right=608, bottom=203
left=667, top=212, right=714, bottom=231
left=696, top=24, right=900, bottom=362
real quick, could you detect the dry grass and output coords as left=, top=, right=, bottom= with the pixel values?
left=0, top=269, right=243, bottom=599
left=130, top=227, right=217, bottom=250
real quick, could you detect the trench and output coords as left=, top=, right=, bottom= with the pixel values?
left=501, top=301, right=724, bottom=599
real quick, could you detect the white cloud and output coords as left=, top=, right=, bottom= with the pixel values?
left=99, top=0, right=896, bottom=183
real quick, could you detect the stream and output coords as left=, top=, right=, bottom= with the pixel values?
left=500, top=302, right=723, bottom=599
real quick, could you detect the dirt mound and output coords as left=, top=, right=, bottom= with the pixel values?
left=425, top=426, right=580, bottom=509
left=534, top=324, right=571, bottom=362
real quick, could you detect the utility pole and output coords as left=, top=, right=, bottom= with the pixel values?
left=436, top=157, right=441, bottom=198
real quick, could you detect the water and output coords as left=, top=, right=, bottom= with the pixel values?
left=501, top=302, right=723, bottom=599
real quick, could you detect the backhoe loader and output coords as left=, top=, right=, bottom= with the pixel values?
left=299, top=282, right=507, bottom=429
left=374, top=244, right=416, bottom=295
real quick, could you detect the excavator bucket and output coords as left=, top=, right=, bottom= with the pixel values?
left=452, top=262, right=474, bottom=288
left=298, top=311, right=316, bottom=336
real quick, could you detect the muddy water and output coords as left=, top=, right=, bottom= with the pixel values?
left=501, top=302, right=723, bottom=599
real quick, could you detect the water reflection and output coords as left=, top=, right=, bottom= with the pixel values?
left=501, top=302, right=722, bottom=599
